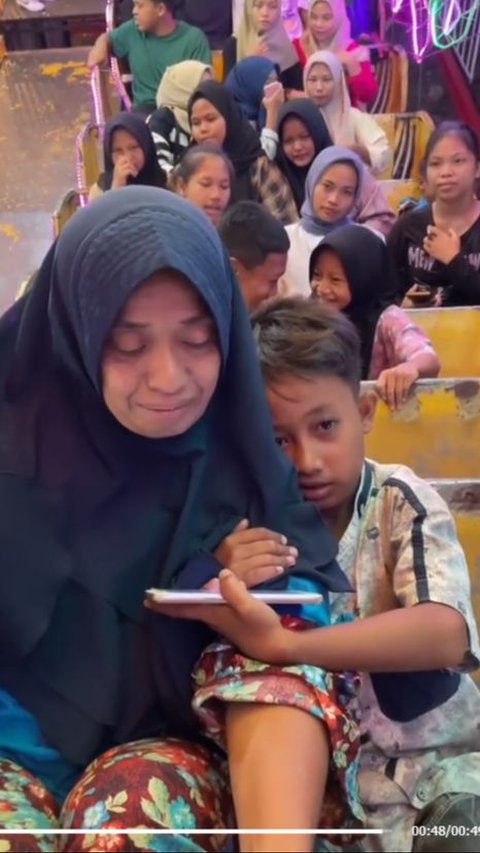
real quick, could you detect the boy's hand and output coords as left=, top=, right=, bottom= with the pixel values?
left=376, top=363, right=419, bottom=410
left=145, top=570, right=291, bottom=664
left=214, top=519, right=298, bottom=588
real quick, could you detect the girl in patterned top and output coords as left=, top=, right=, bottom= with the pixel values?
left=309, top=223, right=440, bottom=409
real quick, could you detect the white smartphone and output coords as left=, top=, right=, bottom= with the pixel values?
left=263, top=81, right=283, bottom=99
left=146, top=588, right=323, bottom=605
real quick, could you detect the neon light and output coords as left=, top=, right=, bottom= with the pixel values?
left=391, top=0, right=480, bottom=61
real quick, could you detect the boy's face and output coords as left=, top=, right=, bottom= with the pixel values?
left=133, top=0, right=164, bottom=33
left=232, top=252, right=288, bottom=313
left=266, top=373, right=376, bottom=524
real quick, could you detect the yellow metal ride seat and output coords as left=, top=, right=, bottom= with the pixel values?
left=52, top=188, right=81, bottom=239
left=76, top=122, right=104, bottom=204
left=430, top=479, right=480, bottom=683
left=364, top=379, right=480, bottom=479
left=407, top=307, right=480, bottom=378
left=374, top=111, right=434, bottom=180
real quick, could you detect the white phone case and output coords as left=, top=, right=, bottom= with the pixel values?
left=146, top=589, right=323, bottom=605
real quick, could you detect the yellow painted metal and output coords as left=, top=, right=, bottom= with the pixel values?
left=379, top=178, right=421, bottom=213
left=375, top=111, right=434, bottom=180
left=77, top=122, right=103, bottom=197
left=407, top=307, right=480, bottom=378
left=430, top=479, right=480, bottom=683
left=211, top=50, right=224, bottom=82
left=365, top=379, right=480, bottom=478
left=52, top=188, right=80, bottom=239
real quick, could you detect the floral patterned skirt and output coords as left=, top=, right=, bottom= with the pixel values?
left=0, top=740, right=232, bottom=852
left=192, top=615, right=363, bottom=831
left=0, top=622, right=362, bottom=851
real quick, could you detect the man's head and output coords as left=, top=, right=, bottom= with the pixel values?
left=252, top=297, right=376, bottom=530
left=219, top=201, right=289, bottom=312
left=133, top=0, right=174, bottom=34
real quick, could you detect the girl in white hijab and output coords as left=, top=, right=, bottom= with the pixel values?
left=224, top=0, right=303, bottom=90
left=295, top=0, right=377, bottom=106
left=304, top=50, right=391, bottom=176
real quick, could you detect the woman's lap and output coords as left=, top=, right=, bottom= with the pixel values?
left=0, top=740, right=233, bottom=853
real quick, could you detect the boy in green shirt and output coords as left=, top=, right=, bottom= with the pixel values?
left=88, top=0, right=211, bottom=112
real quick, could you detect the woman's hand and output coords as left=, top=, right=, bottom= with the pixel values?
left=423, top=225, right=460, bottom=265
left=214, top=519, right=298, bottom=588
left=376, top=362, right=419, bottom=410
left=336, top=49, right=361, bottom=77
left=111, top=156, right=137, bottom=189
left=145, top=570, right=292, bottom=664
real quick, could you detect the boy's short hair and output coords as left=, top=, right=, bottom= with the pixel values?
left=252, top=297, right=362, bottom=392
left=219, top=201, right=290, bottom=269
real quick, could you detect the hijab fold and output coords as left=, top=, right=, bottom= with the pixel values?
left=0, top=187, right=345, bottom=763
left=236, top=0, right=298, bottom=71
left=300, top=145, right=363, bottom=236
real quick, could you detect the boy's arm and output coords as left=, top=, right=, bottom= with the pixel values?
left=88, top=33, right=111, bottom=69
left=283, top=600, right=469, bottom=671
left=149, top=478, right=478, bottom=674
left=88, top=20, right=133, bottom=68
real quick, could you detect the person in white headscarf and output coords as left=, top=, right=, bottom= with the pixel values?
left=304, top=50, right=391, bottom=175
left=224, top=0, right=303, bottom=90
left=294, top=0, right=377, bottom=106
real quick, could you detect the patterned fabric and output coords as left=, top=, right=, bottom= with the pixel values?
left=250, top=156, right=299, bottom=226
left=368, top=305, right=437, bottom=380
left=193, top=614, right=363, bottom=830
left=332, top=460, right=480, bottom=853
left=0, top=741, right=233, bottom=852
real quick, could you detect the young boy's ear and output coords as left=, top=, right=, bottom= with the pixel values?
left=230, top=257, right=245, bottom=279
left=358, top=391, right=377, bottom=435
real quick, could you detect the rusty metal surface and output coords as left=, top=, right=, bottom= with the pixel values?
left=0, top=47, right=91, bottom=311
left=1, top=0, right=105, bottom=22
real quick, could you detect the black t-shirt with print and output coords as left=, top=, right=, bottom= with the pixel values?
left=387, top=205, right=480, bottom=306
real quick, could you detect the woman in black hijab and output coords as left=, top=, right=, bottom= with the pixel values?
left=188, top=79, right=298, bottom=224
left=0, top=188, right=353, bottom=849
left=89, top=113, right=166, bottom=200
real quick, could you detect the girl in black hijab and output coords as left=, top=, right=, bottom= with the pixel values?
left=89, top=113, right=166, bottom=200
left=276, top=98, right=332, bottom=212
left=188, top=79, right=298, bottom=224
left=0, top=188, right=358, bottom=849
left=309, top=223, right=439, bottom=408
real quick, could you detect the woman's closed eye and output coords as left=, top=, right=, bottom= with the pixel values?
left=109, top=332, right=146, bottom=356
left=181, top=335, right=216, bottom=350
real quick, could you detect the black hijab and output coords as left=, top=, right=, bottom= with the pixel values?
left=309, top=224, right=395, bottom=378
left=0, top=187, right=347, bottom=766
left=99, top=113, right=166, bottom=191
left=276, top=99, right=332, bottom=213
left=188, top=80, right=263, bottom=202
